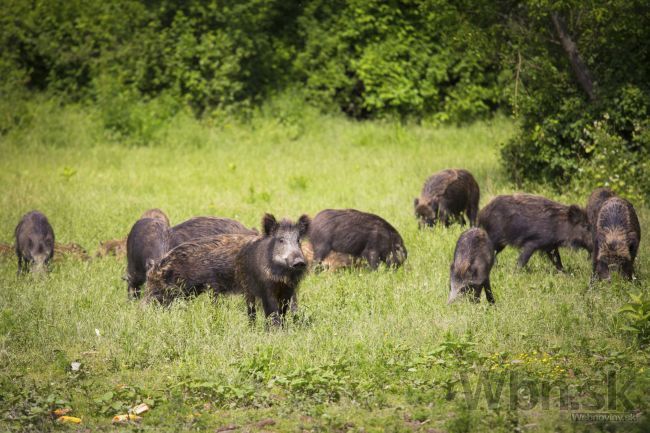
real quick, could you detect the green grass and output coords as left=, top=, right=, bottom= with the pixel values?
left=1, top=102, right=649, bottom=432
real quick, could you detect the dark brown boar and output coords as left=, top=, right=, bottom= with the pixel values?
left=593, top=197, right=641, bottom=280
left=54, top=242, right=90, bottom=261
left=140, top=208, right=170, bottom=226
left=95, top=238, right=127, bottom=258
left=236, top=214, right=310, bottom=325
left=15, top=211, right=55, bottom=274
left=126, top=218, right=170, bottom=299
left=169, top=216, right=257, bottom=249
left=448, top=228, right=495, bottom=304
left=308, top=209, right=407, bottom=269
left=414, top=169, right=480, bottom=229
left=478, top=194, right=592, bottom=270
left=586, top=187, right=616, bottom=227
left=144, top=233, right=257, bottom=306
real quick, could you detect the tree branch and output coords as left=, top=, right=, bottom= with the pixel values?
left=550, top=12, right=596, bottom=101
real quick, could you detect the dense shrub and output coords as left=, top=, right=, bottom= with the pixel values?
left=497, top=1, right=650, bottom=200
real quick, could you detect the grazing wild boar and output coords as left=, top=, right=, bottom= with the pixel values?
left=145, top=233, right=257, bottom=306
left=126, top=217, right=171, bottom=299
left=478, top=194, right=592, bottom=270
left=236, top=214, right=310, bottom=325
left=15, top=211, right=55, bottom=274
left=308, top=209, right=407, bottom=269
left=586, top=187, right=616, bottom=227
left=593, top=197, right=641, bottom=280
left=448, top=228, right=495, bottom=304
left=414, top=169, right=480, bottom=228
left=169, top=216, right=257, bottom=249
left=140, top=208, right=171, bottom=226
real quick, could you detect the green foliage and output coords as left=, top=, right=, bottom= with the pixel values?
left=295, top=0, right=505, bottom=120
left=498, top=1, right=650, bottom=200
left=618, top=292, right=650, bottom=346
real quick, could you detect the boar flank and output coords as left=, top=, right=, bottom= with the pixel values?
left=448, top=228, right=495, bottom=304
left=414, top=169, right=480, bottom=229
left=593, top=197, right=641, bottom=281
left=478, top=194, right=592, bottom=271
left=169, top=216, right=256, bottom=250
left=15, top=211, right=55, bottom=274
left=309, top=209, right=407, bottom=269
left=145, top=234, right=256, bottom=306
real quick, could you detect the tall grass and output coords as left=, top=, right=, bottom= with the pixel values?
left=0, top=101, right=648, bottom=432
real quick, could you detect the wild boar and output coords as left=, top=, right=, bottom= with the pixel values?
left=448, top=228, right=495, bottom=304
left=414, top=169, right=480, bottom=228
left=15, top=211, right=55, bottom=274
left=126, top=217, right=170, bottom=299
left=592, top=197, right=641, bottom=280
left=308, top=209, right=407, bottom=269
left=478, top=194, right=592, bottom=270
left=236, top=214, right=310, bottom=325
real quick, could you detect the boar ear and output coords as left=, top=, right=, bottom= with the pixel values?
left=262, top=213, right=278, bottom=236
left=414, top=198, right=419, bottom=207
left=297, top=214, right=311, bottom=237
left=568, top=205, right=587, bottom=225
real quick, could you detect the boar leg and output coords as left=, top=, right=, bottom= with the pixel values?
left=362, top=248, right=380, bottom=269
left=467, top=205, right=478, bottom=227
left=17, top=256, right=24, bottom=275
left=545, top=249, right=564, bottom=271
left=261, top=295, right=282, bottom=326
left=516, top=244, right=538, bottom=268
left=246, top=294, right=257, bottom=324
left=312, top=243, right=332, bottom=265
left=484, top=281, right=495, bottom=304
left=621, top=261, right=634, bottom=280
left=471, top=286, right=482, bottom=303
left=289, top=293, right=298, bottom=313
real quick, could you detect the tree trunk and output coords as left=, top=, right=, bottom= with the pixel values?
left=551, top=12, right=596, bottom=101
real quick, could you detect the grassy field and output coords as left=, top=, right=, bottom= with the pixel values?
left=0, top=103, right=648, bottom=432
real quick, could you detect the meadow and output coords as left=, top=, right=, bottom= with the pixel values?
left=0, top=101, right=648, bottom=432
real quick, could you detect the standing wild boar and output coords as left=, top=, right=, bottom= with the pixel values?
left=586, top=187, right=616, bottom=227
left=448, top=228, right=495, bottom=304
left=478, top=194, right=592, bottom=270
left=145, top=233, right=257, bottom=305
left=308, top=209, right=407, bottom=269
left=169, top=216, right=257, bottom=249
left=236, top=214, right=310, bottom=325
left=592, top=197, right=641, bottom=280
left=126, top=217, right=171, bottom=299
left=414, top=169, right=480, bottom=228
left=15, top=211, right=55, bottom=274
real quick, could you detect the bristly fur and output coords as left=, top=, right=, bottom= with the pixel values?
left=478, top=193, right=592, bottom=270
left=414, top=169, right=480, bottom=228
left=593, top=196, right=641, bottom=280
